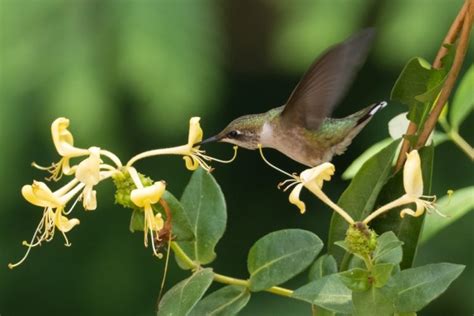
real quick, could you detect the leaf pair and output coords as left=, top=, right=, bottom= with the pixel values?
left=158, top=269, right=250, bottom=316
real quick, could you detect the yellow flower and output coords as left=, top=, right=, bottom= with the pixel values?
left=183, top=117, right=205, bottom=170
left=399, top=150, right=437, bottom=218
left=128, top=167, right=166, bottom=257
left=126, top=117, right=238, bottom=171
left=51, top=117, right=89, bottom=158
left=9, top=180, right=84, bottom=269
left=363, top=150, right=439, bottom=224
left=258, top=145, right=355, bottom=224
left=32, top=118, right=90, bottom=180
left=284, top=163, right=336, bottom=214
left=75, top=147, right=102, bottom=210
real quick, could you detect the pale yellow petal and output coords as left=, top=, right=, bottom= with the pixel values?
left=403, top=150, right=423, bottom=197
left=82, top=186, right=97, bottom=211
left=75, top=147, right=102, bottom=186
left=152, top=213, right=164, bottom=231
left=22, top=181, right=62, bottom=208
left=130, top=181, right=166, bottom=207
left=289, top=184, right=306, bottom=214
left=301, top=162, right=335, bottom=191
left=51, top=117, right=88, bottom=157
left=188, top=117, right=203, bottom=147
left=400, top=200, right=426, bottom=218
left=183, top=156, right=200, bottom=170
left=54, top=209, right=80, bottom=232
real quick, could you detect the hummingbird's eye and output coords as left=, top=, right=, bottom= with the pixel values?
left=228, top=130, right=239, bottom=138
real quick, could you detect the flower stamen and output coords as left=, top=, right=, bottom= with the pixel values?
left=258, top=144, right=296, bottom=179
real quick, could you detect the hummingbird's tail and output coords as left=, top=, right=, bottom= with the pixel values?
left=356, top=101, right=387, bottom=125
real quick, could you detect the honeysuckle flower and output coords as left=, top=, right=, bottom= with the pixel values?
left=128, top=167, right=166, bottom=257
left=9, top=179, right=85, bottom=269
left=33, top=118, right=123, bottom=181
left=363, top=150, right=440, bottom=224
left=258, top=145, right=355, bottom=224
left=399, top=150, right=438, bottom=218
left=52, top=117, right=90, bottom=158
left=33, top=118, right=90, bottom=180
left=126, top=117, right=238, bottom=171
left=286, top=163, right=336, bottom=214
left=75, top=146, right=102, bottom=210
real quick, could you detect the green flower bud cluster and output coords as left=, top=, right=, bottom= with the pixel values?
left=345, top=222, right=377, bottom=258
left=113, top=169, right=154, bottom=210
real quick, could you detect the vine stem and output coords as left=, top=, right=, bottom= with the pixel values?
left=439, top=118, right=474, bottom=159
left=169, top=241, right=294, bottom=298
left=394, top=0, right=472, bottom=171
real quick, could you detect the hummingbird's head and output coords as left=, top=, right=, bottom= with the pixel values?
left=199, top=114, right=263, bottom=150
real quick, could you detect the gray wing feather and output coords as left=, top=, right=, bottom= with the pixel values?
left=281, top=28, right=375, bottom=130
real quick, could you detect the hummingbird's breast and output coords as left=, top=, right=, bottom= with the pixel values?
left=261, top=116, right=364, bottom=167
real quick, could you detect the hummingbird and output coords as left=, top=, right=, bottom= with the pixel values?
left=200, top=28, right=387, bottom=167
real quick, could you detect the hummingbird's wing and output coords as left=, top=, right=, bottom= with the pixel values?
left=281, top=28, right=375, bottom=130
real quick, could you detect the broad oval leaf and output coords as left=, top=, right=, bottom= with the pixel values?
left=373, top=231, right=403, bottom=265
left=421, top=186, right=474, bottom=243
left=247, top=229, right=323, bottom=291
left=372, top=263, right=395, bottom=288
left=451, top=65, right=474, bottom=129
left=293, top=274, right=352, bottom=314
left=328, top=140, right=400, bottom=266
left=177, top=168, right=227, bottom=267
left=158, top=268, right=214, bottom=316
left=391, top=263, right=465, bottom=312
left=189, top=285, right=250, bottom=316
left=352, top=286, right=395, bottom=316
left=309, top=254, right=338, bottom=281
left=339, top=268, right=370, bottom=292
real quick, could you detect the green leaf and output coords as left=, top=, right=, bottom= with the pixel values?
left=352, top=286, right=395, bottom=316
left=293, top=274, right=352, bottom=314
left=450, top=65, right=474, bottom=129
left=372, top=263, right=395, bottom=288
left=128, top=191, right=194, bottom=242
left=247, top=229, right=323, bottom=291
left=157, top=268, right=214, bottom=316
left=391, top=263, right=464, bottom=312
left=328, top=140, right=400, bottom=266
left=178, top=168, right=227, bottom=266
left=421, top=186, right=474, bottom=243
left=339, top=268, right=370, bottom=292
left=309, top=254, right=338, bottom=281
left=390, top=51, right=454, bottom=126
left=189, top=285, right=250, bottom=316
left=372, top=146, right=434, bottom=269
left=373, top=232, right=403, bottom=265
left=342, top=138, right=394, bottom=180
left=129, top=209, right=144, bottom=233
left=159, top=191, right=194, bottom=241
left=391, top=57, right=433, bottom=123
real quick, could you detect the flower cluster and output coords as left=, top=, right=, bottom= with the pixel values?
left=10, top=116, right=236, bottom=268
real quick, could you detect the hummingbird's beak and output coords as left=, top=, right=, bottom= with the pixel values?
left=195, top=135, right=220, bottom=146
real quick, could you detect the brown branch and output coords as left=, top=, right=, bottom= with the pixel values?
left=416, top=1, right=473, bottom=148
left=394, top=0, right=471, bottom=171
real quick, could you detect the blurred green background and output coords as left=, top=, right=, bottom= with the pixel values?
left=1, top=0, right=472, bottom=315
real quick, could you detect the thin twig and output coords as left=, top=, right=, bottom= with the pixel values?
left=394, top=0, right=471, bottom=171
left=416, top=1, right=473, bottom=148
